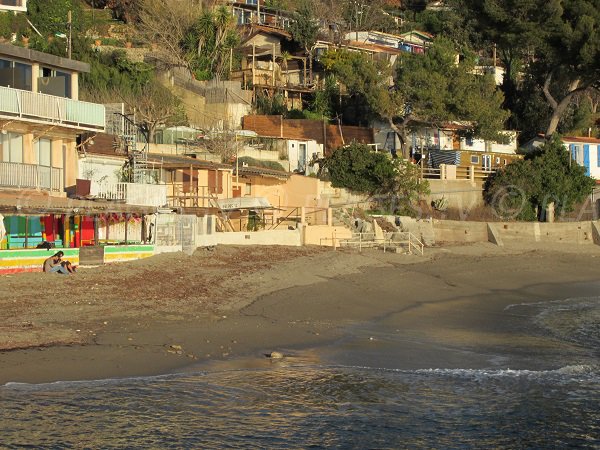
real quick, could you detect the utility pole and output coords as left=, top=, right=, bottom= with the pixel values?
left=67, top=10, right=72, bottom=59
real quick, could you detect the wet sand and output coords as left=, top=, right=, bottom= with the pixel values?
left=1, top=243, right=599, bottom=384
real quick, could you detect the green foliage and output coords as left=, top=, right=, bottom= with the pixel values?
left=324, top=142, right=396, bottom=194
left=457, top=0, right=600, bottom=136
left=255, top=92, right=287, bottom=116
left=288, top=0, right=319, bottom=52
left=0, top=11, right=28, bottom=39
left=402, top=8, right=480, bottom=50
left=323, top=142, right=429, bottom=214
left=398, top=38, right=510, bottom=143
left=322, top=38, right=509, bottom=147
left=237, top=157, right=286, bottom=172
left=184, top=6, right=240, bottom=80
left=79, top=50, right=153, bottom=100
left=309, top=75, right=340, bottom=119
left=485, top=136, right=595, bottom=220
left=27, top=0, right=84, bottom=36
left=246, top=211, right=265, bottom=231
left=320, top=49, right=399, bottom=124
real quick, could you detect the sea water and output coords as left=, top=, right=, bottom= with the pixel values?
left=1, top=296, right=599, bottom=449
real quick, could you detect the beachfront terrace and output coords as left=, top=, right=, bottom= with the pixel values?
left=0, top=86, right=105, bottom=132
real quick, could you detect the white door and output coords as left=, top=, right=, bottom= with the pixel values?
left=482, top=154, right=492, bottom=171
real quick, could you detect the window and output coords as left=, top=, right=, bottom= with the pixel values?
left=503, top=159, right=507, bottom=165
left=572, top=144, right=583, bottom=165
left=495, top=157, right=500, bottom=164
left=39, top=68, right=72, bottom=98
left=466, top=136, right=474, bottom=147
left=208, top=170, right=223, bottom=194
left=0, top=59, right=32, bottom=91
left=245, top=183, right=251, bottom=195
left=35, top=138, right=52, bottom=167
left=13, top=62, right=32, bottom=91
left=470, top=155, right=479, bottom=164
left=0, top=132, right=24, bottom=163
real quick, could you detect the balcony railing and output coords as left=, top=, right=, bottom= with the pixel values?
left=91, top=181, right=168, bottom=207
left=0, top=86, right=105, bottom=131
left=0, top=161, right=63, bottom=191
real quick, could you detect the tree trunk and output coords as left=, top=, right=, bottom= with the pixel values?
left=307, top=48, right=313, bottom=84
left=388, top=118, right=409, bottom=159
left=543, top=75, right=581, bottom=137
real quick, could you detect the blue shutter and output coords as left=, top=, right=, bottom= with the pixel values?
left=570, top=144, right=576, bottom=160
left=597, top=145, right=600, bottom=168
left=584, top=144, right=590, bottom=176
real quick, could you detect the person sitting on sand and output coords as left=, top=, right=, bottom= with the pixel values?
left=61, top=260, right=77, bottom=273
left=43, top=251, right=69, bottom=275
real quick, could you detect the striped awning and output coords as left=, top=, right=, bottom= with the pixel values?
left=428, top=150, right=461, bottom=168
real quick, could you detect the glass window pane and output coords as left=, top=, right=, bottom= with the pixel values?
left=13, top=62, right=32, bottom=91
left=0, top=134, right=6, bottom=162
left=38, top=138, right=51, bottom=166
left=0, top=58, right=12, bottom=88
left=9, top=133, right=23, bottom=163
left=55, top=71, right=72, bottom=98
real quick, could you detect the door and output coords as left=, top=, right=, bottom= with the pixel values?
left=482, top=154, right=492, bottom=171
left=298, top=143, right=307, bottom=172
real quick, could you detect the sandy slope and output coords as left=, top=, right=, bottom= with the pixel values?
left=1, top=242, right=599, bottom=384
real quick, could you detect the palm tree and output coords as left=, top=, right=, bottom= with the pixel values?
left=280, top=51, right=291, bottom=86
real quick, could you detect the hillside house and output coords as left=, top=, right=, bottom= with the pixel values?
left=242, top=115, right=375, bottom=156
left=0, top=43, right=136, bottom=252
left=231, top=0, right=292, bottom=29
left=343, top=30, right=433, bottom=55
left=524, top=135, right=600, bottom=181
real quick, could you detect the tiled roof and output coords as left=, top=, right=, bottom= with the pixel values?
left=562, top=136, right=600, bottom=144
left=146, top=154, right=233, bottom=170
left=235, top=165, right=290, bottom=180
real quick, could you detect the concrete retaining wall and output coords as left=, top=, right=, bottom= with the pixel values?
left=0, top=248, right=79, bottom=274
left=103, top=245, right=155, bottom=263
left=303, top=225, right=353, bottom=247
left=433, top=220, right=489, bottom=243
left=433, top=219, right=598, bottom=245
left=215, top=229, right=302, bottom=246
left=426, top=180, right=485, bottom=210
left=0, top=244, right=154, bottom=274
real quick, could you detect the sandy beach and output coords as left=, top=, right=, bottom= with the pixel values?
left=1, top=243, right=599, bottom=384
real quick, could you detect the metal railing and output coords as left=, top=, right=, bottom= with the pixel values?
left=339, top=231, right=424, bottom=255
left=0, top=161, right=62, bottom=191
left=269, top=206, right=329, bottom=230
left=0, top=86, right=105, bottom=131
left=91, top=182, right=167, bottom=207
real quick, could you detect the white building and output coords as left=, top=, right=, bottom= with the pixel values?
left=0, top=0, right=27, bottom=12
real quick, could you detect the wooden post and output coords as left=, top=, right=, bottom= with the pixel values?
left=24, top=216, right=29, bottom=248
left=93, top=215, right=99, bottom=246
left=252, top=43, right=256, bottom=86
left=303, top=58, right=307, bottom=86
left=272, top=43, right=276, bottom=86
left=124, top=214, right=129, bottom=244
left=141, top=215, right=146, bottom=244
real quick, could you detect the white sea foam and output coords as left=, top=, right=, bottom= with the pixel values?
left=337, top=364, right=600, bottom=382
left=503, top=296, right=599, bottom=311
